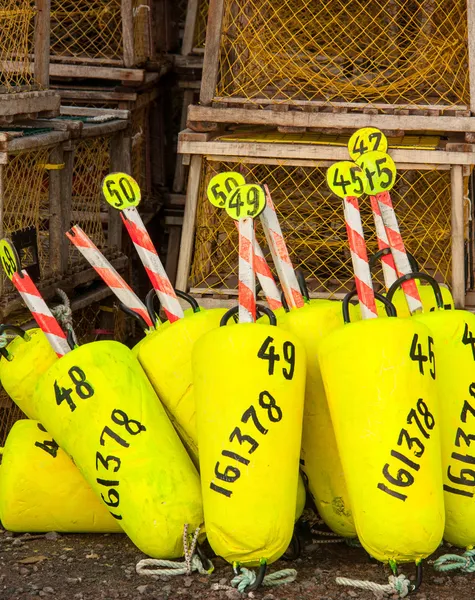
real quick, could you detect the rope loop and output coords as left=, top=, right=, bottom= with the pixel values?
left=231, top=566, right=297, bottom=594
left=51, top=289, right=78, bottom=346
left=135, top=525, right=213, bottom=579
left=336, top=573, right=411, bottom=598
left=434, top=549, right=475, bottom=573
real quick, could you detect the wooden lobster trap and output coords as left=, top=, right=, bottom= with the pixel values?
left=177, top=129, right=474, bottom=309
left=47, top=0, right=160, bottom=84
left=0, top=0, right=60, bottom=122
left=0, top=116, right=131, bottom=320
left=189, top=0, right=475, bottom=137
left=54, top=86, right=165, bottom=209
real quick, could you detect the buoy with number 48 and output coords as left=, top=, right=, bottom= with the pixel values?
left=31, top=340, right=204, bottom=558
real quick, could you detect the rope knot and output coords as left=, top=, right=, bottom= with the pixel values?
left=51, top=289, right=77, bottom=345
left=434, top=549, right=475, bottom=573
left=231, top=568, right=256, bottom=594
left=135, top=525, right=213, bottom=580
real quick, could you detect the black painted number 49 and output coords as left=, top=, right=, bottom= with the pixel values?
left=257, top=336, right=295, bottom=380
left=54, top=366, right=94, bottom=412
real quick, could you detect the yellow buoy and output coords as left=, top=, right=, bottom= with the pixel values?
left=0, top=420, right=122, bottom=533
left=0, top=326, right=57, bottom=420
left=387, top=274, right=475, bottom=548
left=276, top=300, right=356, bottom=538
left=31, top=340, right=203, bottom=558
left=319, top=293, right=444, bottom=563
left=137, top=291, right=227, bottom=463
left=193, top=307, right=306, bottom=566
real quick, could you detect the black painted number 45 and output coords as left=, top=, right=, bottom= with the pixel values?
left=54, top=366, right=94, bottom=412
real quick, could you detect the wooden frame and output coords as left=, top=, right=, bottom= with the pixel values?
left=46, top=0, right=156, bottom=80
left=0, top=0, right=60, bottom=122
left=0, top=117, right=132, bottom=317
left=173, top=81, right=201, bottom=193
left=176, top=130, right=473, bottom=309
left=191, top=0, right=475, bottom=133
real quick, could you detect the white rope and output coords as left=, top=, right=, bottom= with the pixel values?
left=136, top=525, right=213, bottom=578
left=231, top=567, right=297, bottom=594
left=86, top=115, right=117, bottom=123
left=336, top=574, right=411, bottom=598
left=0, top=332, right=16, bottom=348
left=51, top=289, right=77, bottom=346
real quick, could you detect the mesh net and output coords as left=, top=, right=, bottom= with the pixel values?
left=1, top=147, right=51, bottom=294
left=69, top=136, right=110, bottom=265
left=194, top=0, right=208, bottom=49
left=49, top=0, right=151, bottom=65
left=131, top=104, right=149, bottom=197
left=190, top=158, right=453, bottom=297
left=0, top=0, right=37, bottom=91
left=215, top=0, right=469, bottom=107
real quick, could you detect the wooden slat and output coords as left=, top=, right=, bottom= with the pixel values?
left=176, top=154, right=202, bottom=289
left=121, top=0, right=135, bottom=67
left=109, top=130, right=132, bottom=248
left=182, top=0, right=200, bottom=56
left=34, top=0, right=51, bottom=87
left=50, top=63, right=144, bottom=82
left=0, top=90, right=60, bottom=118
left=468, top=2, right=475, bottom=113
left=451, top=165, right=465, bottom=308
left=188, top=104, right=475, bottom=134
left=61, top=149, right=74, bottom=272
left=7, top=131, right=69, bottom=153
left=178, top=138, right=475, bottom=166
left=48, top=145, right=64, bottom=275
left=60, top=106, right=130, bottom=119
left=199, top=0, right=225, bottom=105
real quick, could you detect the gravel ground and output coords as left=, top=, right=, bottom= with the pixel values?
left=0, top=526, right=473, bottom=600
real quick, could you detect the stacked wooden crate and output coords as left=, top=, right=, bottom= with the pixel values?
left=177, top=0, right=475, bottom=309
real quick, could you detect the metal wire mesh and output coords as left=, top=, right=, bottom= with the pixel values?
left=215, top=0, right=469, bottom=107
left=190, top=158, right=453, bottom=297
left=0, top=0, right=36, bottom=91
left=194, top=0, right=208, bottom=49
left=1, top=147, right=51, bottom=294
left=48, top=0, right=151, bottom=65
left=49, top=0, right=122, bottom=62
left=131, top=105, right=149, bottom=197
left=69, top=136, right=110, bottom=265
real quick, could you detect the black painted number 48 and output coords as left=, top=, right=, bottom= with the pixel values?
left=54, top=366, right=94, bottom=412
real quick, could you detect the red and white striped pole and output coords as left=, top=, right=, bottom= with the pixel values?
left=377, top=191, right=423, bottom=314
left=343, top=196, right=378, bottom=320
left=238, top=217, right=257, bottom=323
left=120, top=207, right=184, bottom=323
left=369, top=195, right=398, bottom=290
left=260, top=185, right=305, bottom=310
left=66, top=225, right=154, bottom=329
left=233, top=221, right=282, bottom=311
left=12, top=271, right=71, bottom=357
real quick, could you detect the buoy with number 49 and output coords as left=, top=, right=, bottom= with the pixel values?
left=0, top=420, right=122, bottom=533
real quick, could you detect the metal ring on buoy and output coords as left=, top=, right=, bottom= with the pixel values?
left=387, top=272, right=444, bottom=310
left=220, top=304, right=277, bottom=327
left=342, top=290, right=397, bottom=324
